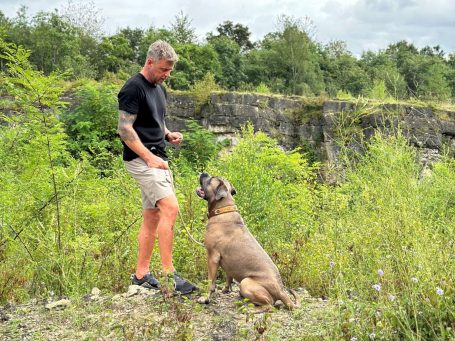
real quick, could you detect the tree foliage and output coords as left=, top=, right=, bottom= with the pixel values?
left=170, top=11, right=197, bottom=44
left=208, top=20, right=254, bottom=51
left=0, top=8, right=453, bottom=101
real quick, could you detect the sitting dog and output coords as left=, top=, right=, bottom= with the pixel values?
left=195, top=172, right=300, bottom=311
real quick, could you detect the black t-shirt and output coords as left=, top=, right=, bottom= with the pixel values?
left=118, top=73, right=168, bottom=161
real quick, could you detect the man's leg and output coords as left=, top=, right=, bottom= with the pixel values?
left=155, top=194, right=198, bottom=294
left=155, top=195, right=179, bottom=273
left=135, top=208, right=160, bottom=279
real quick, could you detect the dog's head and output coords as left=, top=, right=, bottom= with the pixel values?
left=196, top=172, right=236, bottom=203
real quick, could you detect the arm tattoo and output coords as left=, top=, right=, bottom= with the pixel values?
left=118, top=110, right=139, bottom=142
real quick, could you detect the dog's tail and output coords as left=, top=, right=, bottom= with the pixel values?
left=288, top=288, right=301, bottom=308
left=279, top=288, right=301, bottom=309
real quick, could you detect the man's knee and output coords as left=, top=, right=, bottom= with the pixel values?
left=156, top=195, right=179, bottom=219
left=143, top=208, right=159, bottom=221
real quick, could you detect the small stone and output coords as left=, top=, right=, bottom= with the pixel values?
left=197, top=296, right=210, bottom=304
left=126, top=285, right=141, bottom=297
left=0, top=311, right=9, bottom=322
left=91, top=287, right=101, bottom=296
left=137, top=287, right=150, bottom=295
left=45, top=299, right=71, bottom=310
left=111, top=294, right=122, bottom=301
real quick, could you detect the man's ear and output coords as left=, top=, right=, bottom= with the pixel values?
left=215, top=184, right=228, bottom=201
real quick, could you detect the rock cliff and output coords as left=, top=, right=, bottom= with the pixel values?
left=166, top=92, right=455, bottom=176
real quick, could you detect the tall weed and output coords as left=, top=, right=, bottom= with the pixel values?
left=308, top=132, right=454, bottom=339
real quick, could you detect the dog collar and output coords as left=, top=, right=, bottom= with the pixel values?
left=208, top=205, right=238, bottom=218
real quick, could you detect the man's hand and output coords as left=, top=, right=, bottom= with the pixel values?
left=145, top=154, right=169, bottom=170
left=166, top=131, right=183, bottom=145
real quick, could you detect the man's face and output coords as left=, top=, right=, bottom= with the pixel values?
left=147, top=58, right=174, bottom=84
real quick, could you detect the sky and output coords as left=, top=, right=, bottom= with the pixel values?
left=1, top=0, right=455, bottom=56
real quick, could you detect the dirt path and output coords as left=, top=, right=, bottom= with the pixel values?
left=1, top=285, right=336, bottom=340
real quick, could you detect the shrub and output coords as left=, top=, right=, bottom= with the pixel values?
left=369, top=79, right=390, bottom=101
left=61, top=80, right=122, bottom=171
left=189, top=72, right=221, bottom=112
left=171, top=120, right=223, bottom=171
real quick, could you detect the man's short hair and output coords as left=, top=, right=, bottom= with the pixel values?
left=147, top=40, right=179, bottom=63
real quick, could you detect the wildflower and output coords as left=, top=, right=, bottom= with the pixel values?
left=388, top=294, right=396, bottom=302
left=436, top=287, right=444, bottom=296
left=377, top=269, right=384, bottom=277
left=372, top=283, right=381, bottom=292
left=369, top=333, right=376, bottom=339
left=411, top=277, right=418, bottom=283
left=350, top=337, right=358, bottom=341
left=329, top=261, right=335, bottom=268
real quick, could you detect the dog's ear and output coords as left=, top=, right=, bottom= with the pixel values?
left=215, top=184, right=228, bottom=201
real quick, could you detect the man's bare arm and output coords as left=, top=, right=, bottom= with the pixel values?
left=118, top=110, right=140, bottom=142
left=118, top=110, right=168, bottom=169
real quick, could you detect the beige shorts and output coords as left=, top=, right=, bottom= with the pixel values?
left=124, top=158, right=174, bottom=209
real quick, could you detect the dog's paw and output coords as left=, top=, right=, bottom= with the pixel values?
left=196, top=296, right=210, bottom=304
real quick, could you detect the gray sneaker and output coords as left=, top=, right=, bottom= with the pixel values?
left=171, top=272, right=199, bottom=294
left=131, top=272, right=160, bottom=290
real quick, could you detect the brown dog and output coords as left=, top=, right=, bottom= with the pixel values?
left=195, top=172, right=300, bottom=311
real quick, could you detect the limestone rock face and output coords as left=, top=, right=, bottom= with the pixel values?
left=166, top=92, right=455, bottom=177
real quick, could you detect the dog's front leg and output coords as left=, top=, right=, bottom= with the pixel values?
left=206, top=252, right=221, bottom=301
left=197, top=251, right=220, bottom=304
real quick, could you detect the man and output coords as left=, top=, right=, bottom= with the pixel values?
left=117, top=40, right=198, bottom=294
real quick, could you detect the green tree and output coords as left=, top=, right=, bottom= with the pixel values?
left=360, top=50, right=407, bottom=99
left=170, top=11, right=197, bottom=44
left=0, top=38, right=71, bottom=297
left=208, top=35, right=246, bottom=90
left=169, top=43, right=221, bottom=90
left=119, top=27, right=145, bottom=64
left=447, top=53, right=455, bottom=98
left=5, top=6, right=33, bottom=61
left=416, top=57, right=451, bottom=100
left=28, top=11, right=79, bottom=74
left=3, top=7, right=97, bottom=78
left=95, top=33, right=135, bottom=77
left=386, top=40, right=421, bottom=97
left=242, top=47, right=272, bottom=89
left=208, top=20, right=254, bottom=51
left=320, top=42, right=370, bottom=96
left=258, top=15, right=324, bottom=95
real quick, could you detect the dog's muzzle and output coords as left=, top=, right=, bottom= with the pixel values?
left=195, top=187, right=205, bottom=198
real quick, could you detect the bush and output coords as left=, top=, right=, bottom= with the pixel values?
left=61, top=80, right=122, bottom=172
left=189, top=72, right=221, bottom=112
left=171, top=120, right=223, bottom=172
left=369, top=79, right=390, bottom=101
